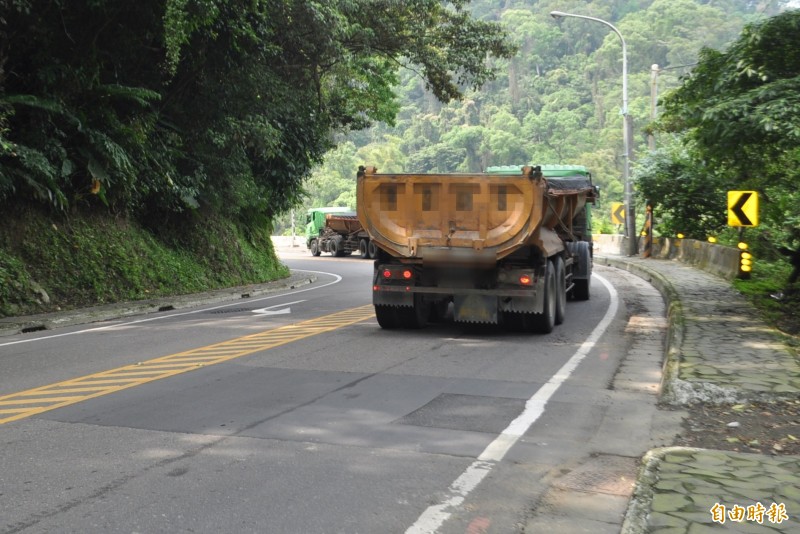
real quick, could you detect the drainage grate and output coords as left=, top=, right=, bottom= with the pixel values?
left=205, top=307, right=254, bottom=314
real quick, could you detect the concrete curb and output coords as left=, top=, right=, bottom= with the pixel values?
left=0, top=272, right=316, bottom=338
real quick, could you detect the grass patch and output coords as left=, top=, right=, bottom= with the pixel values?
left=0, top=205, right=288, bottom=317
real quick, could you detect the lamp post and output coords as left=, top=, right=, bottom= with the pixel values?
left=550, top=11, right=636, bottom=256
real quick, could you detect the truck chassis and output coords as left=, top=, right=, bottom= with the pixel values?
left=371, top=240, right=591, bottom=332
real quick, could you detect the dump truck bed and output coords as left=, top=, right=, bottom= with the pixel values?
left=324, top=213, right=362, bottom=235
left=357, top=166, right=595, bottom=264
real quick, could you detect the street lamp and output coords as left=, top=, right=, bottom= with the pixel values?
left=550, top=10, right=636, bottom=256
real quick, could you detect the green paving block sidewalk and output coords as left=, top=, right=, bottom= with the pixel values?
left=623, top=447, right=800, bottom=534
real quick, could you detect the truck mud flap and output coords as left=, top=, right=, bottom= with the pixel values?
left=453, top=295, right=498, bottom=324
left=373, top=290, right=413, bottom=307
left=498, top=294, right=542, bottom=314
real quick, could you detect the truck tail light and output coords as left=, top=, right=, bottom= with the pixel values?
left=381, top=268, right=414, bottom=280
left=519, top=274, right=532, bottom=285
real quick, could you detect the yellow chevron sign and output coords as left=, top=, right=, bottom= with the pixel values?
left=727, top=191, right=759, bottom=227
left=611, top=202, right=625, bottom=225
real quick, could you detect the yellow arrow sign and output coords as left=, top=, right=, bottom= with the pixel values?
left=727, top=191, right=758, bottom=227
left=611, top=202, right=625, bottom=225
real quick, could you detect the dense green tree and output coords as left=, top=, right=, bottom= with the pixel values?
left=0, top=0, right=515, bottom=229
left=647, top=9, right=800, bottom=251
left=635, top=138, right=729, bottom=239
left=659, top=10, right=800, bottom=175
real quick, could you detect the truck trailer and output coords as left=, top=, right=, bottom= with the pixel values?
left=356, top=165, right=597, bottom=332
left=306, top=206, right=377, bottom=258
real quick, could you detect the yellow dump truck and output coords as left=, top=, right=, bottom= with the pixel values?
left=356, top=165, right=597, bottom=332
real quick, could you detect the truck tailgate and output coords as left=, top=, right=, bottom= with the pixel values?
left=357, top=167, right=547, bottom=262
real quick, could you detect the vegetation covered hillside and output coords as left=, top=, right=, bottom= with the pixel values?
left=0, top=0, right=514, bottom=317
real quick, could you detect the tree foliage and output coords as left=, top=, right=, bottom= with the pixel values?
left=286, top=0, right=776, bottom=234
left=659, top=10, right=800, bottom=169
left=645, top=9, right=800, bottom=252
left=0, top=0, right=514, bottom=229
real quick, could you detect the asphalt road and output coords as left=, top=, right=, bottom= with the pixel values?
left=0, top=252, right=677, bottom=533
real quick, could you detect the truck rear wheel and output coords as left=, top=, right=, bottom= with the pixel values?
left=399, top=295, right=429, bottom=329
left=553, top=256, right=566, bottom=325
left=310, top=239, right=321, bottom=256
left=359, top=239, right=370, bottom=259
left=532, top=260, right=556, bottom=334
left=368, top=241, right=378, bottom=259
left=567, top=241, right=591, bottom=301
left=330, top=236, right=345, bottom=257
left=375, top=305, right=401, bottom=329
left=573, top=277, right=590, bottom=301
left=502, top=262, right=556, bottom=334
left=428, top=299, right=450, bottom=323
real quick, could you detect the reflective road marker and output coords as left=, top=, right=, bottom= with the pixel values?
left=0, top=305, right=375, bottom=425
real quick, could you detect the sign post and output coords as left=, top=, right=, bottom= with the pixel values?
left=641, top=203, right=653, bottom=258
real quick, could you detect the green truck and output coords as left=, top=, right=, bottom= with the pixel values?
left=305, top=207, right=377, bottom=258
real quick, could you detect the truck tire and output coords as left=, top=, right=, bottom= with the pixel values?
left=502, top=262, right=556, bottom=334
left=553, top=256, right=566, bottom=325
left=375, top=305, right=401, bottom=329
left=532, top=260, right=556, bottom=334
left=329, top=236, right=345, bottom=257
left=572, top=241, right=592, bottom=300
left=573, top=277, right=590, bottom=301
left=567, top=241, right=591, bottom=301
left=399, top=295, right=428, bottom=329
left=359, top=239, right=370, bottom=259
left=310, top=239, right=321, bottom=256
left=368, top=241, right=378, bottom=259
left=428, top=299, right=450, bottom=323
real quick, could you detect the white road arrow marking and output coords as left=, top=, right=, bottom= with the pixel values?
left=252, top=300, right=306, bottom=316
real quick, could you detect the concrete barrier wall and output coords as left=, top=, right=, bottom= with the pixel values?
left=593, top=234, right=740, bottom=280
left=271, top=235, right=305, bottom=249
left=275, top=233, right=740, bottom=279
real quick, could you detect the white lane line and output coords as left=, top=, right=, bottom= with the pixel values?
left=252, top=299, right=307, bottom=316
left=0, top=270, right=341, bottom=347
left=405, top=273, right=620, bottom=534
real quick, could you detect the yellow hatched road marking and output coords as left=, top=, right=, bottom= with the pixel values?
left=0, top=305, right=375, bottom=425
left=1, top=397, right=81, bottom=405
